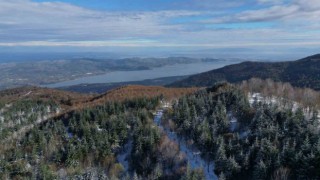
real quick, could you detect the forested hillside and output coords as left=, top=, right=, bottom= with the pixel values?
left=170, top=54, right=320, bottom=90
left=0, top=87, right=92, bottom=142
left=1, top=82, right=320, bottom=179
left=0, top=85, right=200, bottom=179
left=166, top=82, right=320, bottom=179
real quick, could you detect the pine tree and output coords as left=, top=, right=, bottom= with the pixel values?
left=253, top=160, right=267, bottom=180
left=218, top=172, right=226, bottom=180
left=133, top=172, right=139, bottom=180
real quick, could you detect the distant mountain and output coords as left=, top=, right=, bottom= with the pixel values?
left=0, top=57, right=221, bottom=90
left=169, top=54, right=320, bottom=90
left=59, top=76, right=188, bottom=94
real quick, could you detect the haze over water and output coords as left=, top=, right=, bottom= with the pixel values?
left=46, top=61, right=235, bottom=88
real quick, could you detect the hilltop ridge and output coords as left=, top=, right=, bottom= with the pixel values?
left=169, top=54, right=320, bottom=90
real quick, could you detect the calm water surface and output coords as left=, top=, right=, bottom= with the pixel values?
left=46, top=61, right=237, bottom=88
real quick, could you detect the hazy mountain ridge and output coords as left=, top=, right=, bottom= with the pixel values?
left=169, top=54, right=320, bottom=90
left=59, top=76, right=188, bottom=94
left=0, top=57, right=221, bottom=90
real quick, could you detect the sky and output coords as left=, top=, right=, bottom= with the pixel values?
left=0, top=0, right=320, bottom=60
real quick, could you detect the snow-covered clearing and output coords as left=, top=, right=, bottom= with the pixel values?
left=248, top=93, right=320, bottom=119
left=23, top=91, right=32, bottom=97
left=116, top=140, right=133, bottom=172
left=155, top=106, right=218, bottom=180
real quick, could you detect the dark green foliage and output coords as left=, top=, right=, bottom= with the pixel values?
left=171, top=83, right=320, bottom=179
left=131, top=118, right=161, bottom=175
left=0, top=95, right=197, bottom=179
left=180, top=164, right=205, bottom=180
left=0, top=99, right=59, bottom=140
left=0, top=97, right=161, bottom=179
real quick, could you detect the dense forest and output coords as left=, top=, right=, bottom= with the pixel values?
left=0, top=86, right=202, bottom=179
left=0, top=97, right=193, bottom=179
left=1, top=82, right=320, bottom=179
left=168, top=82, right=320, bottom=179
left=170, top=54, right=320, bottom=90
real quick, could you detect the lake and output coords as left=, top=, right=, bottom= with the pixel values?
left=46, top=60, right=239, bottom=88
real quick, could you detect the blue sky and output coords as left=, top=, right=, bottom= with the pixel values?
left=1, top=0, right=320, bottom=59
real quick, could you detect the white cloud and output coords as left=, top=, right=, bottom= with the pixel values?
left=202, top=0, right=320, bottom=31
left=295, top=0, right=320, bottom=10
left=0, top=0, right=201, bottom=42
left=257, top=0, right=286, bottom=5
left=0, top=0, right=319, bottom=56
left=207, top=5, right=299, bottom=23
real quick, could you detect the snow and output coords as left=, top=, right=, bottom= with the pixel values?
left=5, top=104, right=12, bottom=108
left=47, top=106, right=51, bottom=113
left=248, top=93, right=320, bottom=120
left=67, top=128, right=73, bottom=138
left=96, top=125, right=103, bottom=132
left=161, top=101, right=171, bottom=108
left=248, top=93, right=278, bottom=105
left=248, top=93, right=261, bottom=104
left=116, top=140, right=133, bottom=172
left=228, top=112, right=238, bottom=132
left=23, top=91, right=32, bottom=97
left=240, top=131, right=250, bottom=139
left=155, top=109, right=218, bottom=180
left=227, top=112, right=249, bottom=139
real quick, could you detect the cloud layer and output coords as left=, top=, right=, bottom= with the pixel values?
left=0, top=0, right=319, bottom=58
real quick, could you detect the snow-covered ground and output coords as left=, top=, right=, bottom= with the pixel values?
left=248, top=93, right=279, bottom=105
left=228, top=112, right=238, bottom=132
left=227, top=112, right=250, bottom=139
left=116, top=140, right=133, bottom=172
left=248, top=93, right=320, bottom=119
left=155, top=109, right=217, bottom=180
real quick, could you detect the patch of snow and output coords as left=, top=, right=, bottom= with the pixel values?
left=47, top=106, right=51, bottom=113
left=23, top=91, right=32, bottom=97
left=96, top=125, right=103, bottom=132
left=248, top=93, right=263, bottom=105
left=25, top=163, right=31, bottom=170
left=248, top=92, right=320, bottom=121
left=67, top=128, right=73, bottom=139
left=154, top=109, right=217, bottom=180
left=56, top=108, right=61, bottom=114
left=240, top=131, right=250, bottom=139
left=161, top=101, right=171, bottom=108
left=117, top=140, right=133, bottom=172
left=227, top=112, right=238, bottom=132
